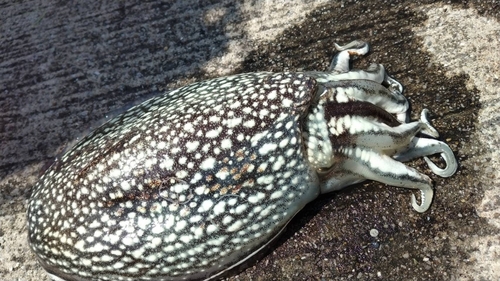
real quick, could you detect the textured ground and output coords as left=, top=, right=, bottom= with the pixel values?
left=1, top=0, right=499, bottom=280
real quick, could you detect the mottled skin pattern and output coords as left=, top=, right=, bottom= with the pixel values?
left=27, top=41, right=457, bottom=281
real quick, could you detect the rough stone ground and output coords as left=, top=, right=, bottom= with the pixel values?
left=1, top=1, right=499, bottom=280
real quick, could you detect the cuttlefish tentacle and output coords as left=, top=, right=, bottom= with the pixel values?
left=394, top=109, right=458, bottom=178
left=418, top=109, right=439, bottom=138
left=395, top=137, right=458, bottom=178
left=330, top=40, right=370, bottom=73
left=337, top=146, right=433, bottom=213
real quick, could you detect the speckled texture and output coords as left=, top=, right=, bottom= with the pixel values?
left=28, top=71, right=322, bottom=280
left=0, top=0, right=498, bottom=280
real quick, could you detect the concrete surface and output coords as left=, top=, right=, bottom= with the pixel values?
left=414, top=4, right=500, bottom=280
left=1, top=0, right=499, bottom=280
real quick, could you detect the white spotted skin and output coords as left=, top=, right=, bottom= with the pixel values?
left=28, top=40, right=458, bottom=281
left=28, top=72, right=321, bottom=281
